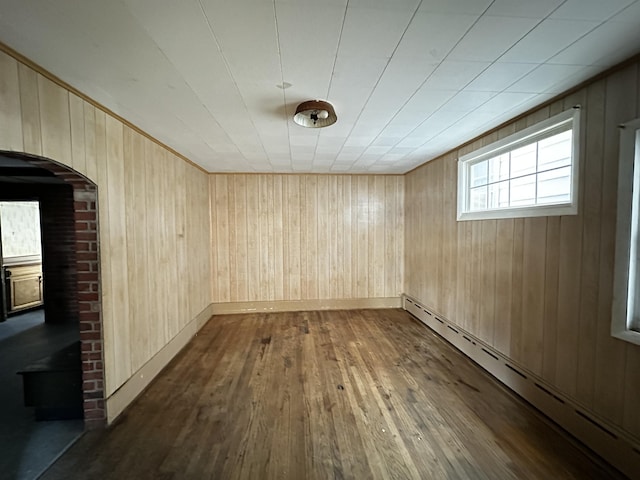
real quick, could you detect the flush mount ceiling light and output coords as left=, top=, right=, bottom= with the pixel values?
left=293, top=100, right=337, bottom=128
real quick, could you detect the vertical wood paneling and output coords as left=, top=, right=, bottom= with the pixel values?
left=356, top=176, right=368, bottom=299
left=209, top=173, right=404, bottom=303
left=384, top=177, right=397, bottom=298
left=0, top=55, right=211, bottom=401
left=123, top=126, right=137, bottom=351
left=174, top=157, right=186, bottom=328
left=159, top=148, right=172, bottom=341
left=330, top=176, right=340, bottom=299
left=287, top=175, right=301, bottom=299
left=234, top=175, right=248, bottom=302
left=209, top=177, right=218, bottom=301
left=405, top=58, right=640, bottom=441
left=258, top=175, right=270, bottom=300
left=431, top=160, right=444, bottom=311
left=246, top=175, right=260, bottom=301
left=267, top=175, right=276, bottom=300
left=440, top=156, right=456, bottom=314
left=306, top=176, right=319, bottom=299
left=455, top=207, right=471, bottom=330
left=106, top=116, right=131, bottom=383
left=350, top=176, right=359, bottom=298
left=273, top=175, right=284, bottom=301
left=343, top=177, right=353, bottom=298
left=371, top=176, right=385, bottom=298
left=623, top=347, right=640, bottom=435
left=215, top=175, right=230, bottom=302
left=0, top=51, right=23, bottom=151
left=521, top=217, right=546, bottom=375
left=593, top=65, right=638, bottom=424
left=494, top=219, right=514, bottom=355
left=554, top=215, right=581, bottom=396
left=479, top=220, right=496, bottom=345
left=174, top=160, right=188, bottom=327
left=69, top=93, right=86, bottom=176
left=37, top=76, right=72, bottom=165
left=94, top=107, right=115, bottom=391
left=143, top=139, right=160, bottom=355
left=555, top=91, right=587, bottom=398
left=227, top=175, right=238, bottom=302
left=83, top=103, right=98, bottom=180
left=185, top=163, right=210, bottom=320
left=576, top=82, right=606, bottom=407
left=542, top=215, right=560, bottom=382
left=124, top=127, right=149, bottom=371
left=469, top=220, right=482, bottom=335
left=17, top=64, right=42, bottom=155
left=317, top=176, right=330, bottom=300
left=164, top=152, right=179, bottom=337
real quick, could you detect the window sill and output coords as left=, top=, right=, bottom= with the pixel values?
left=611, top=328, right=640, bottom=346
left=457, top=202, right=577, bottom=221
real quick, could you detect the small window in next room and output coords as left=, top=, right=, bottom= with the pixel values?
left=613, top=117, right=640, bottom=345
left=457, top=107, right=581, bottom=221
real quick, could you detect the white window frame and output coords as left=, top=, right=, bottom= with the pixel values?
left=612, top=117, right=640, bottom=345
left=457, top=108, right=581, bottom=221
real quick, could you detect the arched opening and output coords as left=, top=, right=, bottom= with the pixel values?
left=0, top=151, right=105, bottom=427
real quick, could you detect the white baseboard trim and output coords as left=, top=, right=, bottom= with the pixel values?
left=402, top=294, right=640, bottom=480
left=210, top=297, right=402, bottom=315
left=105, top=303, right=214, bottom=424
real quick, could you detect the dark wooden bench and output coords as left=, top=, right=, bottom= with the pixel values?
left=17, top=341, right=83, bottom=420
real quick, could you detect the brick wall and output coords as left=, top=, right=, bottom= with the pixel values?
left=72, top=184, right=104, bottom=428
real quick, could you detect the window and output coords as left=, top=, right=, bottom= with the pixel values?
left=457, top=108, right=581, bottom=221
left=612, top=118, right=640, bottom=345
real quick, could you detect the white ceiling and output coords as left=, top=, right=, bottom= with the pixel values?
left=0, top=0, right=639, bottom=174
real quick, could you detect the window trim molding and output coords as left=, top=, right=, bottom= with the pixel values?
left=612, top=117, right=640, bottom=345
left=457, top=107, right=581, bottom=221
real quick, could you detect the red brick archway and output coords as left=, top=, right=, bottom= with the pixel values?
left=1, top=152, right=105, bottom=428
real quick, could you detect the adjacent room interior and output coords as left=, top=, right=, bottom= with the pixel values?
left=1, top=1, right=640, bottom=478
left=0, top=180, right=84, bottom=479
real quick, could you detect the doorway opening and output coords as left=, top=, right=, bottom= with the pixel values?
left=0, top=152, right=105, bottom=423
left=0, top=152, right=105, bottom=477
left=0, top=151, right=106, bottom=412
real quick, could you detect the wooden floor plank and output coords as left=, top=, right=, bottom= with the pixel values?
left=42, top=309, right=623, bottom=480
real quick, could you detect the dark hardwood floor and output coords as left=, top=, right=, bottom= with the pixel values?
left=42, top=309, right=623, bottom=479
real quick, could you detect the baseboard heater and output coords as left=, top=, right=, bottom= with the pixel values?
left=402, top=294, right=640, bottom=479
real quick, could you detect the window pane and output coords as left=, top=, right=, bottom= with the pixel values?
left=469, top=186, right=487, bottom=211
left=510, top=174, right=536, bottom=206
left=488, top=153, right=510, bottom=183
left=537, top=166, right=571, bottom=205
left=470, top=160, right=488, bottom=187
left=511, top=143, right=537, bottom=177
left=488, top=181, right=509, bottom=209
left=458, top=109, right=578, bottom=219
left=538, top=130, right=572, bottom=171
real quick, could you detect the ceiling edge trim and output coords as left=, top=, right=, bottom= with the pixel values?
left=0, top=41, right=209, bottom=175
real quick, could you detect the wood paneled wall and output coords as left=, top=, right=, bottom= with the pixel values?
left=405, top=60, right=640, bottom=440
left=210, top=174, right=404, bottom=303
left=0, top=50, right=212, bottom=397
